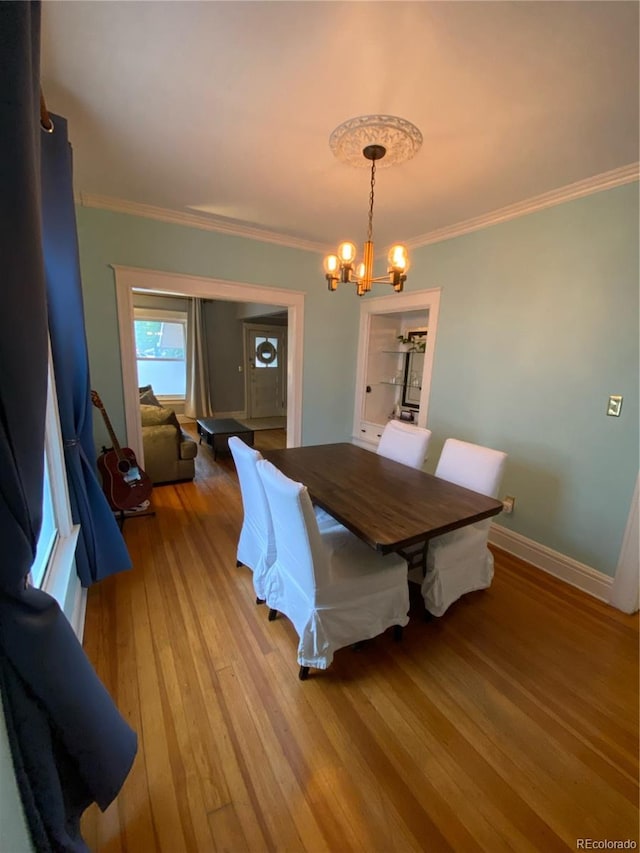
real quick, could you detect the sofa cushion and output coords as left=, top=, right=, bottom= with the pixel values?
left=139, top=385, right=162, bottom=407
left=140, top=403, right=179, bottom=428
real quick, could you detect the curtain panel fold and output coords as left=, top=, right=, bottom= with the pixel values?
left=185, top=298, right=214, bottom=418
left=41, top=113, right=132, bottom=586
left=0, top=4, right=137, bottom=849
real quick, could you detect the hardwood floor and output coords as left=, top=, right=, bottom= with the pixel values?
left=81, top=431, right=639, bottom=852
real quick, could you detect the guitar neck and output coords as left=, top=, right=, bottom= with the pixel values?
left=97, top=404, right=124, bottom=460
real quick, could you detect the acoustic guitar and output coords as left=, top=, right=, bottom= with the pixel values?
left=91, top=390, right=153, bottom=511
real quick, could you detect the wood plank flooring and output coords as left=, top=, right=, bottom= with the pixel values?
left=81, top=428, right=639, bottom=851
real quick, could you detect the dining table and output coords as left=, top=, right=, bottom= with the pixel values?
left=262, top=442, right=504, bottom=572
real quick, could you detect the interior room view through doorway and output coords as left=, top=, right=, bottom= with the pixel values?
left=113, top=266, right=304, bottom=468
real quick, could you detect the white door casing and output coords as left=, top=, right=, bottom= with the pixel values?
left=113, top=266, right=304, bottom=462
left=609, top=472, right=639, bottom=613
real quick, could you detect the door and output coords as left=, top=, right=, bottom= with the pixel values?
left=245, top=326, right=287, bottom=418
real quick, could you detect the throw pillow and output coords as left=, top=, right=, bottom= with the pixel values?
left=140, top=404, right=178, bottom=428
left=139, top=385, right=162, bottom=407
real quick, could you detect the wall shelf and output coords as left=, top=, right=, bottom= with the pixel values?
left=378, top=381, right=422, bottom=390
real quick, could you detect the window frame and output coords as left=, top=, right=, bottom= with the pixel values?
left=31, top=342, right=80, bottom=613
left=29, top=446, right=57, bottom=588
left=133, top=307, right=188, bottom=400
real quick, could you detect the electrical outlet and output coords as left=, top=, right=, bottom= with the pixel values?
left=502, top=496, right=515, bottom=514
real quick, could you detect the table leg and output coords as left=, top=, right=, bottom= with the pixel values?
left=397, top=541, right=433, bottom=622
left=397, top=541, right=427, bottom=575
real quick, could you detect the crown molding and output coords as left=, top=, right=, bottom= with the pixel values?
left=77, top=162, right=639, bottom=256
left=405, top=163, right=640, bottom=250
left=76, top=193, right=328, bottom=254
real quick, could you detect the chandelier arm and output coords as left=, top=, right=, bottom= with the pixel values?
left=370, top=274, right=400, bottom=284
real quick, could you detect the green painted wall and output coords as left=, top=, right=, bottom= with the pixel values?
left=77, top=182, right=638, bottom=577
left=404, top=183, right=639, bottom=576
left=76, top=208, right=360, bottom=449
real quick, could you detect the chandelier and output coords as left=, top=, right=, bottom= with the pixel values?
left=323, top=115, right=422, bottom=297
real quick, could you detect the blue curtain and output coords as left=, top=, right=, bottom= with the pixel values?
left=0, top=4, right=137, bottom=850
left=41, top=113, right=132, bottom=585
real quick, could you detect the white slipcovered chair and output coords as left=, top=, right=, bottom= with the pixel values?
left=228, top=437, right=276, bottom=602
left=256, top=459, right=410, bottom=680
left=229, top=437, right=339, bottom=602
left=377, top=419, right=432, bottom=469
left=421, top=438, right=507, bottom=617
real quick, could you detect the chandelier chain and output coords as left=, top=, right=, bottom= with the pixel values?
left=367, top=159, right=376, bottom=243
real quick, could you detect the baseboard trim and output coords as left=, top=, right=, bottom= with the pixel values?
left=214, top=411, right=247, bottom=420
left=489, top=524, right=613, bottom=602
left=178, top=411, right=246, bottom=424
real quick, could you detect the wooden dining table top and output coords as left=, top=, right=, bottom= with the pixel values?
left=262, top=442, right=504, bottom=554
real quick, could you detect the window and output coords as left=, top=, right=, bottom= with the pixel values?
left=29, top=450, right=57, bottom=587
left=134, top=308, right=187, bottom=397
left=254, top=336, right=279, bottom=368
left=29, top=344, right=76, bottom=596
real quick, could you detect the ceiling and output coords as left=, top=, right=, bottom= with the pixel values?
left=41, top=1, right=639, bottom=253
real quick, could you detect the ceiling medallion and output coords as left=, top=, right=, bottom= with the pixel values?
left=329, top=115, right=423, bottom=168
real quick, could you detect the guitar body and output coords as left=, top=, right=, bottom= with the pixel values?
left=97, top=446, right=153, bottom=511
left=91, top=390, right=153, bottom=512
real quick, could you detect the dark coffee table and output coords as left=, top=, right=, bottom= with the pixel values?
left=196, top=418, right=254, bottom=460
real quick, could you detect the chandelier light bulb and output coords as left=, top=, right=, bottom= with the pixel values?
left=338, top=242, right=357, bottom=264
left=355, top=261, right=366, bottom=280
left=388, top=244, right=409, bottom=272
left=323, top=254, right=339, bottom=275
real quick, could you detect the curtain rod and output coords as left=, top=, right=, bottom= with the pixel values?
left=40, top=90, right=54, bottom=133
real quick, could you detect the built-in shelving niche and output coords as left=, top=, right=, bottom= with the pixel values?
left=352, top=289, right=441, bottom=449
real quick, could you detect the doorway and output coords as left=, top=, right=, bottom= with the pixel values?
left=113, top=265, right=305, bottom=466
left=244, top=324, right=287, bottom=419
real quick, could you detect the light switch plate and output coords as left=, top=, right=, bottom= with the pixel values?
left=607, top=395, right=623, bottom=417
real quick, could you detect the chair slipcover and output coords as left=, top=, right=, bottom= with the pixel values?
left=257, top=459, right=409, bottom=671
left=421, top=438, right=507, bottom=616
left=377, top=420, right=432, bottom=469
left=229, top=438, right=338, bottom=600
left=229, top=437, right=276, bottom=600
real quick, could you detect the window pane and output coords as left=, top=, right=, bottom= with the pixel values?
left=30, top=452, right=57, bottom=588
left=135, top=318, right=186, bottom=396
left=254, top=336, right=278, bottom=369
left=137, top=360, right=186, bottom=396
left=159, top=322, right=184, bottom=352
left=135, top=320, right=185, bottom=358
